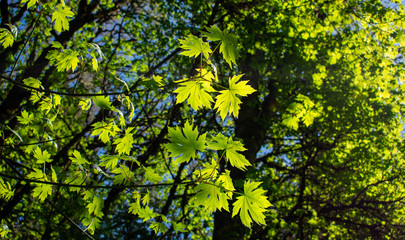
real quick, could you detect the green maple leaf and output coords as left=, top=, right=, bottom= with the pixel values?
left=87, top=196, right=104, bottom=218
left=52, top=4, right=75, bottom=33
left=32, top=184, right=52, bottom=202
left=195, top=159, right=219, bottom=179
left=91, top=120, right=120, bottom=143
left=0, top=28, right=14, bottom=48
left=144, top=167, right=162, bottom=183
left=179, top=34, right=212, bottom=58
left=202, top=25, right=240, bottom=68
left=99, top=155, right=120, bottom=169
left=174, top=80, right=214, bottom=111
left=82, top=216, right=101, bottom=234
left=138, top=206, right=158, bottom=222
left=165, top=121, right=206, bottom=164
left=282, top=116, right=299, bottom=130
left=33, top=147, right=52, bottom=164
left=214, top=75, right=256, bottom=120
left=232, top=181, right=272, bottom=228
left=208, top=133, right=251, bottom=171
left=69, top=150, right=89, bottom=165
left=217, top=170, right=235, bottom=198
left=194, top=181, right=231, bottom=212
left=46, top=49, right=80, bottom=72
left=111, top=165, right=133, bottom=185
left=92, top=94, right=114, bottom=110
left=114, top=127, right=135, bottom=155
left=27, top=168, right=47, bottom=180
left=17, top=110, right=34, bottom=125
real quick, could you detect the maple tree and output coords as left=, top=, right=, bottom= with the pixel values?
left=1, top=0, right=405, bottom=239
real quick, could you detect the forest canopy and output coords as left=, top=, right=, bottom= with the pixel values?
left=1, top=0, right=405, bottom=239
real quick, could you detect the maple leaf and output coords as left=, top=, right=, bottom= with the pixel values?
left=217, top=170, right=235, bottom=198
left=87, top=196, right=104, bottom=218
left=33, top=147, right=52, bottom=164
left=138, top=206, right=158, bottom=222
left=17, top=110, right=34, bottom=125
left=165, top=121, right=206, bottom=164
left=93, top=94, right=114, bottom=110
left=174, top=80, right=214, bottom=111
left=46, top=49, right=80, bottom=72
left=99, top=155, right=120, bottom=169
left=232, top=181, right=272, bottom=228
left=214, top=75, right=256, bottom=120
left=179, top=34, right=212, bottom=58
left=0, top=28, right=15, bottom=48
left=69, top=150, right=89, bottom=165
left=32, top=184, right=52, bottom=202
left=195, top=159, right=219, bottom=180
left=202, top=25, right=240, bottom=68
left=114, top=127, right=135, bottom=155
left=194, top=182, right=231, bottom=212
left=27, top=168, right=47, bottom=180
left=52, top=4, right=75, bottom=33
left=144, top=167, right=162, bottom=183
left=208, top=133, right=251, bottom=171
left=91, top=120, right=120, bottom=143
left=282, top=116, right=299, bottom=130
left=111, top=165, right=133, bottom=185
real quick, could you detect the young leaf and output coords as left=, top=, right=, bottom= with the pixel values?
left=92, top=94, right=114, bottom=110
left=195, top=159, right=219, bottom=180
left=33, top=147, right=52, bottom=164
left=232, top=181, right=272, bottom=228
left=0, top=28, right=15, bottom=48
left=202, top=25, right=240, bottom=68
left=194, top=182, right=231, bottom=212
left=114, top=127, right=135, bottom=155
left=46, top=49, right=80, bottom=72
left=282, top=116, right=299, bottom=130
left=52, top=4, right=75, bottom=33
left=129, top=193, right=141, bottom=215
left=111, top=165, right=133, bottom=185
left=217, top=170, right=235, bottom=198
left=208, top=133, right=251, bottom=171
left=144, top=167, right=162, bottom=183
left=174, top=80, right=214, bottom=111
left=0, top=178, right=14, bottom=200
left=91, top=120, right=120, bottom=143
left=214, top=75, right=256, bottom=120
left=179, top=34, right=211, bottom=58
left=17, top=110, right=34, bottom=125
left=27, top=168, right=46, bottom=180
left=32, top=184, right=52, bottom=202
left=165, top=121, right=206, bottom=164
left=99, top=155, right=120, bottom=169
left=87, top=196, right=104, bottom=218
left=142, top=190, right=150, bottom=206
left=69, top=150, right=89, bottom=165
left=79, top=98, right=92, bottom=111
left=138, top=206, right=158, bottom=222
left=150, top=221, right=168, bottom=234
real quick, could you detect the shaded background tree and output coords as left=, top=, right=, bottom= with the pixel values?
left=1, top=0, right=405, bottom=239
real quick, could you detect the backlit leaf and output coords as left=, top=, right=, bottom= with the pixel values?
left=214, top=75, right=256, bottom=120
left=232, top=181, right=271, bottom=228
left=52, top=4, right=75, bottom=33
left=165, top=121, right=206, bottom=164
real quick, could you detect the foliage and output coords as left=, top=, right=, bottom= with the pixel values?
left=1, top=0, right=405, bottom=239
